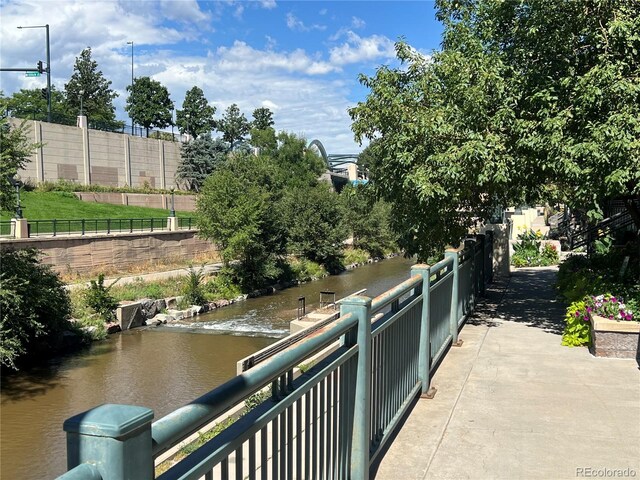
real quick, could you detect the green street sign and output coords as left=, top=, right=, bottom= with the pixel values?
left=25, top=72, right=41, bottom=77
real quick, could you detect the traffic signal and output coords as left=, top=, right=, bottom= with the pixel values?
left=41, top=88, right=48, bottom=100
left=37, top=60, right=44, bottom=74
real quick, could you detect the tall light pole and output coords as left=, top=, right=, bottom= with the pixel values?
left=79, top=89, right=84, bottom=116
left=18, top=24, right=51, bottom=122
left=127, top=41, right=134, bottom=135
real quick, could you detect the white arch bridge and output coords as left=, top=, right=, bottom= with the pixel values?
left=308, top=139, right=368, bottom=191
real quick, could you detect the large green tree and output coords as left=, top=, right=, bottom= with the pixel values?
left=65, top=47, right=119, bottom=126
left=125, top=77, right=174, bottom=135
left=350, top=0, right=640, bottom=259
left=176, top=86, right=216, bottom=137
left=197, top=153, right=287, bottom=289
left=3, top=87, right=73, bottom=124
left=250, top=107, right=277, bottom=153
left=217, top=104, right=250, bottom=149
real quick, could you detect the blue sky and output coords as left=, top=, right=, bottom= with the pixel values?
left=0, top=1, right=444, bottom=152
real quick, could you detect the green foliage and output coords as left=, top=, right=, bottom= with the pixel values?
left=287, top=258, right=328, bottom=283
left=593, top=235, right=613, bottom=255
left=182, top=266, right=206, bottom=306
left=33, top=179, right=190, bottom=195
left=176, top=86, right=216, bottom=137
left=217, top=104, right=250, bottom=149
left=0, top=116, right=36, bottom=213
left=197, top=153, right=287, bottom=290
left=341, top=184, right=397, bottom=258
left=511, top=230, right=558, bottom=267
left=2, top=87, right=73, bottom=124
left=204, top=268, right=243, bottom=300
left=250, top=127, right=277, bottom=154
left=251, top=107, right=275, bottom=131
left=177, top=137, right=229, bottom=192
left=343, top=248, right=371, bottom=266
left=125, top=76, right=174, bottom=134
left=65, top=47, right=119, bottom=126
left=84, top=274, right=119, bottom=322
left=562, top=300, right=591, bottom=347
left=0, top=249, right=72, bottom=369
left=556, top=246, right=640, bottom=306
left=274, top=132, right=325, bottom=187
left=283, top=182, right=346, bottom=272
left=350, top=1, right=640, bottom=259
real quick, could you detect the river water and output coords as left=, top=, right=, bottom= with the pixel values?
left=0, top=256, right=415, bottom=479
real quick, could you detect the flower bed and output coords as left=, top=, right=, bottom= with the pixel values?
left=562, top=294, right=638, bottom=354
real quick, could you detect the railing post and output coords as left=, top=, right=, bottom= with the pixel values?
left=411, top=264, right=436, bottom=398
left=476, top=233, right=486, bottom=296
left=485, top=230, right=494, bottom=283
left=444, top=246, right=462, bottom=346
left=464, top=238, right=477, bottom=306
left=340, top=295, right=372, bottom=480
left=63, top=404, right=154, bottom=480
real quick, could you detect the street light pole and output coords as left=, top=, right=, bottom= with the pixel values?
left=17, top=24, right=51, bottom=122
left=79, top=89, right=84, bottom=116
left=127, top=41, right=134, bottom=135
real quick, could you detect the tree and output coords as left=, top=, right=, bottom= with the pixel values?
left=1, top=249, right=72, bottom=369
left=3, top=87, right=73, bottom=124
left=125, top=76, right=174, bottom=135
left=196, top=154, right=287, bottom=289
left=249, top=107, right=277, bottom=153
left=251, top=107, right=274, bottom=131
left=176, top=86, right=216, bottom=137
left=217, top=104, right=250, bottom=149
left=341, top=183, right=397, bottom=258
left=65, top=47, right=119, bottom=126
left=350, top=0, right=640, bottom=259
left=283, top=182, right=346, bottom=272
left=177, top=137, right=230, bottom=191
left=274, top=132, right=325, bottom=187
left=0, top=106, right=36, bottom=213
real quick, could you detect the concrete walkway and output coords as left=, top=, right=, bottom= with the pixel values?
left=374, top=267, right=640, bottom=480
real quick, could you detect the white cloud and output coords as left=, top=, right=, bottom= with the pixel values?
left=260, top=0, right=277, bottom=9
left=0, top=0, right=365, bottom=152
left=285, top=13, right=326, bottom=32
left=329, top=32, right=395, bottom=66
left=351, top=17, right=366, bottom=29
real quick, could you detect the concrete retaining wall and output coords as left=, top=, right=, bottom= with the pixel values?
left=11, top=118, right=182, bottom=190
left=0, top=231, right=218, bottom=274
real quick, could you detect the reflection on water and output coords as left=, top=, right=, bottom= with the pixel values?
left=0, top=256, right=414, bottom=479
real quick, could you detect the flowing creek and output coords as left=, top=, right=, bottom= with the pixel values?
left=1, top=256, right=415, bottom=479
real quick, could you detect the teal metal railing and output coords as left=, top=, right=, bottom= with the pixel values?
left=58, top=233, right=492, bottom=480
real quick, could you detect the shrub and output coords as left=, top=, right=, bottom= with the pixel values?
left=0, top=249, right=72, bottom=369
left=562, top=300, right=591, bottom=346
left=182, top=266, right=206, bottom=306
left=204, top=268, right=243, bottom=300
left=511, top=229, right=559, bottom=267
left=84, top=274, right=119, bottom=322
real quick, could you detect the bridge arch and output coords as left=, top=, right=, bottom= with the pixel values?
left=308, top=139, right=329, bottom=168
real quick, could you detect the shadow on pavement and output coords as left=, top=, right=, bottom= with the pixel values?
left=466, top=268, right=566, bottom=335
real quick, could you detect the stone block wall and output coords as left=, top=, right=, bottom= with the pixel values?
left=0, top=231, right=218, bottom=274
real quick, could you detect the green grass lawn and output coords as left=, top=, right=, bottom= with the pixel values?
left=0, top=192, right=194, bottom=235
left=1, top=191, right=191, bottom=220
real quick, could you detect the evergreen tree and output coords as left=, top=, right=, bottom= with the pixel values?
left=177, top=137, right=229, bottom=191
left=251, top=107, right=274, bottom=130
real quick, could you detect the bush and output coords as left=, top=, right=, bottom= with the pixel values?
left=511, top=229, right=559, bottom=267
left=84, top=274, right=119, bottom=322
left=204, top=268, right=243, bottom=300
left=182, top=266, right=207, bottom=306
left=562, top=300, right=591, bottom=346
left=0, top=249, right=72, bottom=369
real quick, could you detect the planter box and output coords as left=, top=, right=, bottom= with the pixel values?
left=590, top=314, right=640, bottom=360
